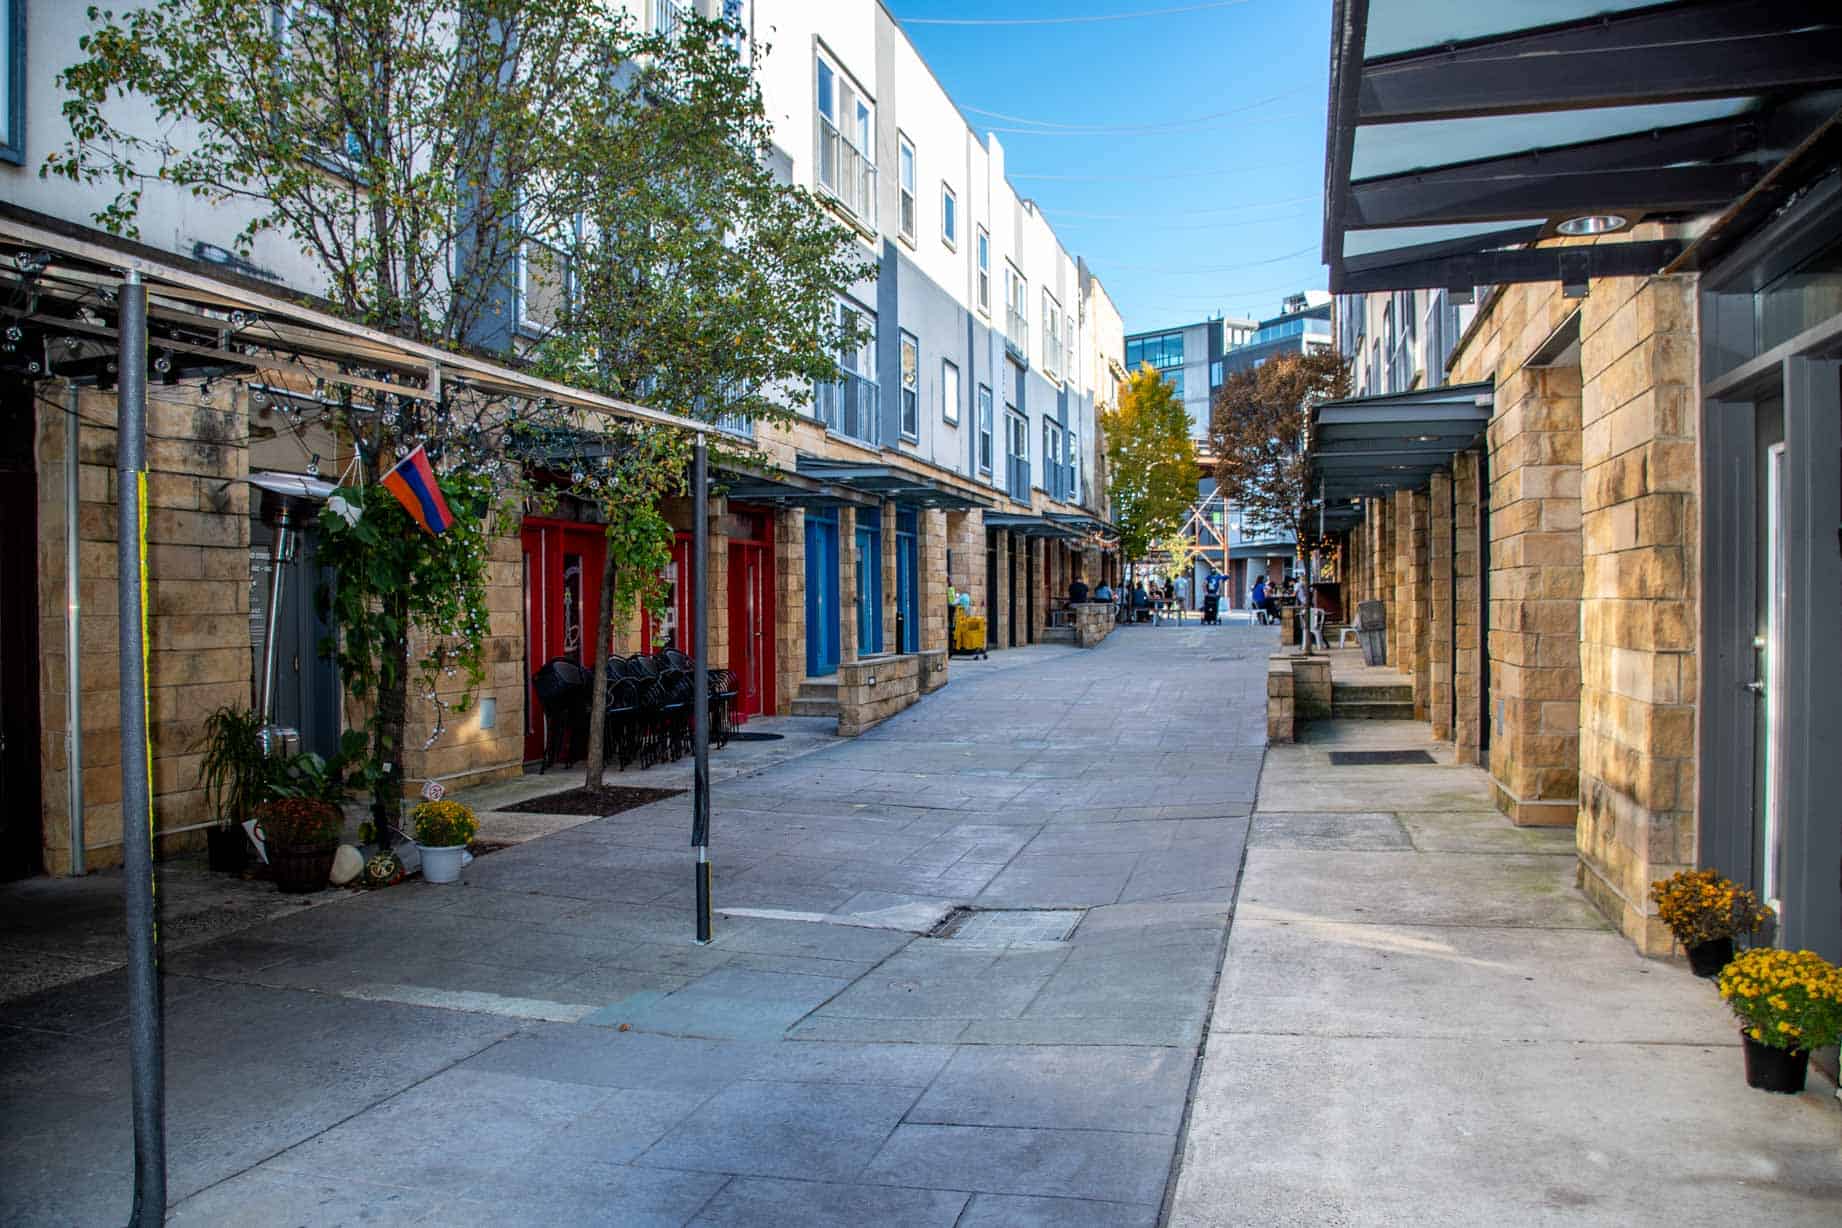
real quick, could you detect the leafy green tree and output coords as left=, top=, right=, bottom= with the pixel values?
left=1100, top=365, right=1200, bottom=571
left=1208, top=349, right=1350, bottom=641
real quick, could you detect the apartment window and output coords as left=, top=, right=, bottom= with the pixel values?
left=942, top=358, right=960, bottom=427
left=1210, top=359, right=1224, bottom=387
left=1042, top=292, right=1063, bottom=380
left=816, top=298, right=878, bottom=445
left=1166, top=369, right=1185, bottom=400
left=897, top=134, right=917, bottom=244
left=975, top=227, right=991, bottom=315
left=899, top=330, right=920, bottom=440
left=1006, top=410, right=1029, bottom=500
left=815, top=53, right=875, bottom=226
left=517, top=230, right=574, bottom=335
left=976, top=384, right=993, bottom=473
left=649, top=0, right=689, bottom=39
left=1004, top=265, right=1028, bottom=354
left=941, top=184, right=958, bottom=250
left=0, top=0, right=22, bottom=165
left=278, top=2, right=367, bottom=167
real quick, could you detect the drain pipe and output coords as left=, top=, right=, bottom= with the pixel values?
left=66, top=386, right=85, bottom=875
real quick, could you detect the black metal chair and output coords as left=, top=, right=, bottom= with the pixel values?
left=530, top=656, right=591, bottom=771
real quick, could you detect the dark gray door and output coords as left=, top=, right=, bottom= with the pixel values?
left=250, top=518, right=342, bottom=760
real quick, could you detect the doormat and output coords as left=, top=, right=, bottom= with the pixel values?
left=1327, top=750, right=1437, bottom=766
left=725, top=731, right=785, bottom=742
left=498, top=785, right=685, bottom=816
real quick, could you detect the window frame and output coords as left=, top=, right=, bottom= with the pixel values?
left=975, top=227, right=991, bottom=316
left=940, top=182, right=957, bottom=250
left=898, top=328, right=920, bottom=441
left=941, top=357, right=961, bottom=427
left=0, top=0, right=23, bottom=166
left=897, top=132, right=918, bottom=246
left=814, top=47, right=876, bottom=228
left=976, top=384, right=994, bottom=474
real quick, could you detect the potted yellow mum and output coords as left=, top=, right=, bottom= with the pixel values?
left=1649, top=868, right=1772, bottom=977
left=1718, top=947, right=1842, bottom=1093
left=411, top=799, right=479, bottom=884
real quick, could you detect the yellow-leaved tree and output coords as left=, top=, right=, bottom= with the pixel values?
left=1101, top=366, right=1201, bottom=573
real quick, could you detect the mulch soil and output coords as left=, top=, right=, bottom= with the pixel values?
left=496, top=786, right=686, bottom=816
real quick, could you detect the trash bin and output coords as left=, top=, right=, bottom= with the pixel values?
left=953, top=614, right=988, bottom=659
left=1356, top=600, right=1387, bottom=666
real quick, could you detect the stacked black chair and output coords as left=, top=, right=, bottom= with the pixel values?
left=530, top=657, right=592, bottom=771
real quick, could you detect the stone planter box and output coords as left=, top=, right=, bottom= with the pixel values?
left=838, top=653, right=923, bottom=737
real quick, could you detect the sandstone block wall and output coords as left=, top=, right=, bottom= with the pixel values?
left=1575, top=273, right=1700, bottom=953
left=837, top=652, right=921, bottom=736
left=1428, top=471, right=1455, bottom=741
left=1072, top=602, right=1113, bottom=647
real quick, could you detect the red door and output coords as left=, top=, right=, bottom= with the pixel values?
left=727, top=534, right=776, bottom=721
left=522, top=519, right=607, bottom=764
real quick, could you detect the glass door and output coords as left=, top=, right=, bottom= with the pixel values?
left=805, top=509, right=840, bottom=676
left=855, top=514, right=883, bottom=655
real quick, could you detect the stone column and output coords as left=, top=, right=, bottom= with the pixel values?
left=1392, top=489, right=1414, bottom=672
left=705, top=498, right=731, bottom=672
left=1485, top=347, right=1584, bottom=827
left=774, top=508, right=805, bottom=706
left=1407, top=489, right=1431, bottom=719
left=1428, top=470, right=1455, bottom=741
left=838, top=506, right=859, bottom=664
left=1576, top=274, right=1699, bottom=952
left=992, top=530, right=1011, bottom=650
left=920, top=509, right=949, bottom=653
left=881, top=501, right=898, bottom=654
left=1452, top=452, right=1484, bottom=765
left=1370, top=495, right=1394, bottom=663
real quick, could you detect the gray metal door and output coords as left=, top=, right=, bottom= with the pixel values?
left=249, top=518, right=342, bottom=760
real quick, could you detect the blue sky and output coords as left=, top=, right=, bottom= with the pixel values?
left=892, top=0, right=1331, bottom=334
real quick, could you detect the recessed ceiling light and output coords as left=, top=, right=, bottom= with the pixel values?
left=1410, top=434, right=1440, bottom=442
left=1557, top=213, right=1627, bottom=237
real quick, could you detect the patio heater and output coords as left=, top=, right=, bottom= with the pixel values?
left=245, top=472, right=336, bottom=756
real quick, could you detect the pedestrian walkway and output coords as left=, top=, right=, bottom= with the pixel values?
left=1170, top=718, right=1842, bottom=1226
left=0, top=625, right=1269, bottom=1226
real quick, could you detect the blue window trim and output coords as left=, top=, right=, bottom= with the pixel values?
left=2, top=0, right=26, bottom=166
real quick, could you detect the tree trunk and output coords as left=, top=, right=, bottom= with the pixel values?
left=372, top=586, right=410, bottom=846
left=583, top=553, right=618, bottom=790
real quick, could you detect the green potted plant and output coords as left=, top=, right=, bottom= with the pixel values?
left=1649, top=868, right=1772, bottom=977
left=252, top=797, right=343, bottom=893
left=410, top=799, right=478, bottom=884
left=195, top=705, right=269, bottom=873
left=1717, top=947, right=1842, bottom=1093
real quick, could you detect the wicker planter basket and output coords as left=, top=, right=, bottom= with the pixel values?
left=271, top=842, right=337, bottom=894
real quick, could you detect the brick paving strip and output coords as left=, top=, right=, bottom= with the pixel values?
left=1, top=626, right=1268, bottom=1226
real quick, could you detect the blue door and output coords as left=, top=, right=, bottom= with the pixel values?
left=805, top=509, right=840, bottom=676
left=895, top=507, right=919, bottom=653
left=855, top=515, right=883, bottom=655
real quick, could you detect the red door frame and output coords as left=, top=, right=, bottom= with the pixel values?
left=726, top=505, right=777, bottom=720
left=522, top=517, right=607, bottom=764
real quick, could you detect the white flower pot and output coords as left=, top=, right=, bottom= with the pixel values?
left=418, top=843, right=471, bottom=884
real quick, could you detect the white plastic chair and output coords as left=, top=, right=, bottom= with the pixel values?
left=1308, top=607, right=1327, bottom=650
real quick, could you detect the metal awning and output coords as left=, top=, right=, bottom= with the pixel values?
left=1230, top=543, right=1298, bottom=560
left=984, top=512, right=1083, bottom=539
left=719, top=462, right=878, bottom=509
left=1045, top=511, right=1119, bottom=541
left=794, top=457, right=995, bottom=510
left=1323, top=2, right=1842, bottom=292
left=1309, top=380, right=1493, bottom=501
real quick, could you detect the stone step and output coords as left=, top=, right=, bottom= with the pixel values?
left=1039, top=626, right=1076, bottom=644
left=797, top=679, right=838, bottom=698
left=1332, top=700, right=1416, bottom=720
left=1333, top=683, right=1413, bottom=704
left=788, top=697, right=840, bottom=718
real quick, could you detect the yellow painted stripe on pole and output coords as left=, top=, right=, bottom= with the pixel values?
left=139, top=471, right=156, bottom=922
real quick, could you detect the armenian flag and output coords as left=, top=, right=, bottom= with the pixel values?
left=380, top=444, right=454, bottom=536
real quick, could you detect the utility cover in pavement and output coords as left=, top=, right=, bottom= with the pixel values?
left=936, top=908, right=1084, bottom=946
left=1327, top=750, right=1437, bottom=766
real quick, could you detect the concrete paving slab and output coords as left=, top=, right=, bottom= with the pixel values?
left=616, top=966, right=850, bottom=1040
left=1399, top=808, right=1580, bottom=854
left=435, top=1162, right=730, bottom=1227
left=166, top=1171, right=445, bottom=1227
left=1249, top=811, right=1413, bottom=851
left=907, top=1044, right=1192, bottom=1133
left=1171, top=1033, right=1842, bottom=1227
left=1236, top=848, right=1607, bottom=930
left=459, top=1026, right=765, bottom=1092
left=688, top=1177, right=968, bottom=1227
left=863, top=1123, right=1174, bottom=1205
left=1220, top=918, right=1737, bottom=1044
left=957, top=1192, right=1160, bottom=1228
left=636, top=1079, right=920, bottom=1181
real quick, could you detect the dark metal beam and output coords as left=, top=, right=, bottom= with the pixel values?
left=1358, top=1, right=1842, bottom=124
left=1332, top=238, right=1684, bottom=293
left=1349, top=162, right=1757, bottom=229
left=1322, top=0, right=1371, bottom=277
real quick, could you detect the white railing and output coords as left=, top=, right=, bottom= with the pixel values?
left=817, top=115, right=876, bottom=228
left=1006, top=307, right=1028, bottom=357
left=816, top=371, right=879, bottom=445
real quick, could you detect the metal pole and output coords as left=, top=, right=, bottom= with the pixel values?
left=116, top=270, right=166, bottom=1226
left=690, top=435, right=712, bottom=943
left=66, top=387, right=85, bottom=875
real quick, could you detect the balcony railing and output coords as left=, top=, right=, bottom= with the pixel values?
left=817, top=115, right=876, bottom=228
left=1005, top=308, right=1028, bottom=358
left=816, top=371, right=879, bottom=447
left=1043, top=332, right=1064, bottom=381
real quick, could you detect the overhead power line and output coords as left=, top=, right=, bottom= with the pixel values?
left=1012, top=160, right=1319, bottom=184
left=962, top=86, right=1308, bottom=135
left=899, top=1, right=1254, bottom=26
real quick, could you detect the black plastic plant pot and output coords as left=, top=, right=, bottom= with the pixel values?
left=1741, top=1031, right=1810, bottom=1094
left=207, top=825, right=248, bottom=874
left=1686, top=936, right=1734, bottom=978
